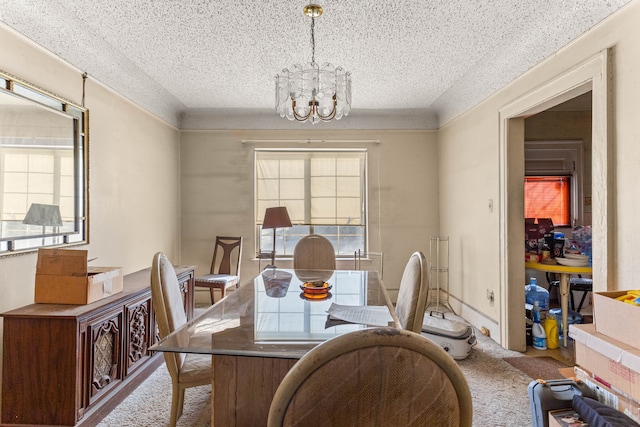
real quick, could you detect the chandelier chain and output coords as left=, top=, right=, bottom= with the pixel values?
left=310, top=17, right=316, bottom=65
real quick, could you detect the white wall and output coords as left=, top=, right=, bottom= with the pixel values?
left=180, top=129, right=440, bottom=302
left=0, top=23, right=182, bottom=396
left=438, top=1, right=640, bottom=343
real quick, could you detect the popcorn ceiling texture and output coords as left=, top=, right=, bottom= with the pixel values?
left=0, top=0, right=632, bottom=129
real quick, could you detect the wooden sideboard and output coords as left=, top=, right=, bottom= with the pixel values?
left=1, top=265, right=195, bottom=426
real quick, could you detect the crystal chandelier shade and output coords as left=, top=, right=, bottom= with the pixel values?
left=275, top=4, right=351, bottom=124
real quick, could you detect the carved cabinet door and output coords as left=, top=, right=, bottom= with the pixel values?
left=124, top=295, right=154, bottom=377
left=86, top=310, right=124, bottom=406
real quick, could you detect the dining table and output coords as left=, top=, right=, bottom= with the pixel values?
left=524, top=261, right=592, bottom=347
left=150, top=268, right=399, bottom=426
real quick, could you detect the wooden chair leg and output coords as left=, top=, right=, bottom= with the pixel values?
left=170, top=384, right=181, bottom=427
left=209, top=288, right=215, bottom=305
left=220, top=287, right=226, bottom=300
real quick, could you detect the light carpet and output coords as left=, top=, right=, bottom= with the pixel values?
left=96, top=366, right=211, bottom=427
left=98, top=331, right=533, bottom=427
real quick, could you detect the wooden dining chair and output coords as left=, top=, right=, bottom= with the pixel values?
left=150, top=252, right=211, bottom=427
left=395, top=251, right=429, bottom=333
left=194, top=236, right=242, bottom=304
left=267, top=327, right=473, bottom=427
left=293, top=234, right=336, bottom=270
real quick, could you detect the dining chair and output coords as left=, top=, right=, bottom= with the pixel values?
left=194, top=236, right=243, bottom=304
left=395, top=251, right=429, bottom=333
left=293, top=234, right=336, bottom=270
left=267, top=327, right=473, bottom=427
left=151, top=252, right=212, bottom=427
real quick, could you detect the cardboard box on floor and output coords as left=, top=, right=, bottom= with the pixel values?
left=570, top=323, right=640, bottom=402
left=573, top=365, right=640, bottom=423
left=593, top=291, right=640, bottom=350
left=35, top=248, right=123, bottom=304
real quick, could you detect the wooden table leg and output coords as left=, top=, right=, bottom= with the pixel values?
left=212, top=354, right=297, bottom=426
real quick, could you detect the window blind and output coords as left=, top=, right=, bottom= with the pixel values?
left=524, top=176, right=571, bottom=226
left=256, top=150, right=366, bottom=226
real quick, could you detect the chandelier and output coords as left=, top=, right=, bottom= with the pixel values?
left=275, top=4, right=351, bottom=124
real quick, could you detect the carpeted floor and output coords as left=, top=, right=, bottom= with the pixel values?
left=97, top=327, right=535, bottom=427
left=503, top=355, right=570, bottom=380
left=97, top=366, right=211, bottom=427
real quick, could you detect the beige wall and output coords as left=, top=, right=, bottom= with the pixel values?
left=0, top=23, right=182, bottom=395
left=180, top=129, right=439, bottom=302
left=438, top=1, right=640, bottom=343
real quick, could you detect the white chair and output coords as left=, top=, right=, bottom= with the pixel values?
left=293, top=234, right=336, bottom=271
left=395, top=251, right=429, bottom=333
left=151, top=252, right=211, bottom=427
left=267, top=327, right=473, bottom=427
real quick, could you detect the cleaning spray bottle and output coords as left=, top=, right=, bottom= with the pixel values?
left=532, top=301, right=547, bottom=350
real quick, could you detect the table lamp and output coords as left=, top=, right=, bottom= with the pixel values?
left=262, top=206, right=292, bottom=268
left=23, top=203, right=63, bottom=244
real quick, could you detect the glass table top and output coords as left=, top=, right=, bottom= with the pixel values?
left=150, top=269, right=398, bottom=359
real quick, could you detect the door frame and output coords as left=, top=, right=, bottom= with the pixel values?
left=498, top=50, right=612, bottom=350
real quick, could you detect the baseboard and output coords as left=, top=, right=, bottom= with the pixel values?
left=446, top=293, right=502, bottom=346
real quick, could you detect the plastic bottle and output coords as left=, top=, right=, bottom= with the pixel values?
left=525, top=277, right=550, bottom=310
left=532, top=301, right=547, bottom=350
left=543, top=316, right=559, bottom=349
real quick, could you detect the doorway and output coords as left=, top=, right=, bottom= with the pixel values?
left=498, top=50, right=612, bottom=351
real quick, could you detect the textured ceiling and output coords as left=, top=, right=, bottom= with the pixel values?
left=0, top=1, right=633, bottom=129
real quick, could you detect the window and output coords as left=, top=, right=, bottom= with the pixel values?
left=255, top=149, right=367, bottom=257
left=524, top=140, right=585, bottom=228
left=524, top=176, right=571, bottom=227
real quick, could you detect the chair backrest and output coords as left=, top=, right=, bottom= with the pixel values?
left=267, top=327, right=473, bottom=427
left=210, top=236, right=243, bottom=276
left=293, top=234, right=336, bottom=270
left=151, top=252, right=186, bottom=376
left=395, top=251, right=429, bottom=333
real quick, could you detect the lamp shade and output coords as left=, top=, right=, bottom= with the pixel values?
left=262, top=207, right=292, bottom=229
left=22, top=203, right=63, bottom=227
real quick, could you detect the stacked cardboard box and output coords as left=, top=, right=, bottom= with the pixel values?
left=568, top=290, right=640, bottom=423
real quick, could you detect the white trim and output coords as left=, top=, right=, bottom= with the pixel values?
left=447, top=294, right=500, bottom=343
left=498, top=50, right=611, bottom=351
left=243, top=140, right=380, bottom=144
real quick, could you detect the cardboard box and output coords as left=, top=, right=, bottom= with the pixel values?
left=35, top=248, right=123, bottom=304
left=574, top=365, right=640, bottom=423
left=593, top=291, right=640, bottom=350
left=548, top=409, right=587, bottom=427
left=570, top=323, right=640, bottom=402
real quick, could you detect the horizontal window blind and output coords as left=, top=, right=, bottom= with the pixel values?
left=524, top=176, right=571, bottom=226
left=256, top=150, right=366, bottom=226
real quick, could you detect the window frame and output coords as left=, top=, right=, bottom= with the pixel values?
left=254, top=148, right=368, bottom=258
left=0, top=70, right=88, bottom=256
left=524, top=140, right=584, bottom=228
